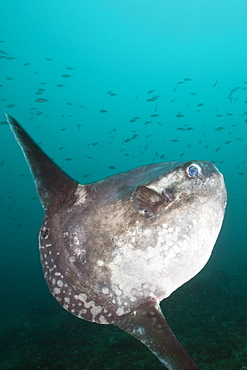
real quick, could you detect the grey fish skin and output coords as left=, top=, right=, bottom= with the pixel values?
left=5, top=114, right=227, bottom=369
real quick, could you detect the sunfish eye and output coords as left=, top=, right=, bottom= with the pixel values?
left=187, top=164, right=201, bottom=178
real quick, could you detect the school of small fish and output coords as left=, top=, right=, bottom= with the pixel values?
left=0, top=36, right=246, bottom=225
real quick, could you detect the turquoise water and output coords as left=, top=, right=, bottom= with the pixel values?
left=0, top=1, right=246, bottom=369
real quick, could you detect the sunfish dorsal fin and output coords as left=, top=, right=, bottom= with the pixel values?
left=5, top=114, right=78, bottom=210
left=116, top=302, right=200, bottom=370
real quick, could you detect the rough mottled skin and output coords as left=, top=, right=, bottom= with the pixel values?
left=39, top=161, right=226, bottom=325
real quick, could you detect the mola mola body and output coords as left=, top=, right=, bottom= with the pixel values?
left=5, top=114, right=227, bottom=369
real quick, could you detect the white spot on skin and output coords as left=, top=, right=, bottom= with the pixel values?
left=75, top=293, right=87, bottom=302
left=114, top=288, right=122, bottom=296
left=74, top=236, right=79, bottom=245
left=97, top=260, right=104, bottom=266
left=130, top=296, right=137, bottom=302
left=64, top=297, right=70, bottom=304
left=90, top=305, right=102, bottom=318
left=74, top=293, right=101, bottom=320
left=79, top=309, right=87, bottom=316
left=102, top=287, right=109, bottom=294
left=116, top=307, right=125, bottom=316
left=57, top=280, right=63, bottom=287
left=53, top=287, right=61, bottom=295
left=99, top=315, right=108, bottom=324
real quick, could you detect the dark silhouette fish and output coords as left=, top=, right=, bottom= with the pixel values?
left=5, top=114, right=227, bottom=369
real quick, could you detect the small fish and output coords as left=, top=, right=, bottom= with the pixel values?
left=35, top=98, right=48, bottom=103
left=61, top=74, right=71, bottom=78
left=87, top=142, right=99, bottom=146
left=227, top=86, right=240, bottom=101
left=215, top=127, right=224, bottom=131
left=213, top=81, right=218, bottom=88
left=100, top=109, right=107, bottom=113
left=176, top=113, right=185, bottom=118
left=0, top=49, right=8, bottom=58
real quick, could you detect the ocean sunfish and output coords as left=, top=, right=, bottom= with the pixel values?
left=5, top=114, right=227, bottom=369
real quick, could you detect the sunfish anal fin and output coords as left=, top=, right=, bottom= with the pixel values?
left=116, top=302, right=200, bottom=370
left=5, top=114, right=78, bottom=211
